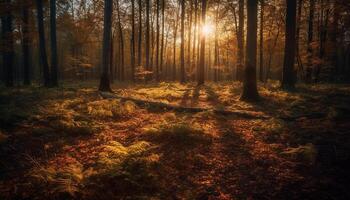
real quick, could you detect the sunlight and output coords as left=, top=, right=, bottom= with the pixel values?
left=201, top=23, right=214, bottom=36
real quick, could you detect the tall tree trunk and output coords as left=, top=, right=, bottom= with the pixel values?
left=240, top=0, right=260, bottom=101
left=172, top=10, right=179, bottom=81
left=265, top=25, right=280, bottom=82
left=306, top=0, right=315, bottom=82
left=150, top=10, right=154, bottom=73
left=295, top=0, right=303, bottom=80
left=155, top=0, right=160, bottom=81
left=36, top=0, right=50, bottom=87
left=1, top=0, right=14, bottom=87
left=22, top=0, right=31, bottom=85
left=259, top=0, right=264, bottom=82
left=281, top=0, right=297, bottom=89
left=98, top=0, right=113, bottom=91
left=187, top=0, right=192, bottom=75
left=116, top=0, right=124, bottom=81
left=160, top=0, right=165, bottom=79
left=192, top=0, right=198, bottom=81
left=110, top=33, right=114, bottom=83
left=138, top=0, right=142, bottom=67
left=214, top=3, right=219, bottom=82
left=232, top=5, right=239, bottom=80
left=145, top=0, right=150, bottom=72
left=50, top=0, right=58, bottom=86
left=180, top=0, right=186, bottom=83
left=131, top=0, right=136, bottom=82
left=330, top=0, right=339, bottom=80
left=197, top=0, right=206, bottom=85
left=237, top=0, right=245, bottom=81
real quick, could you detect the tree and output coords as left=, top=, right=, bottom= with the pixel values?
left=240, top=0, right=260, bottom=101
left=187, top=0, right=192, bottom=76
left=1, top=0, right=14, bottom=87
left=21, top=0, right=31, bottom=85
left=155, top=0, right=160, bottom=81
left=295, top=0, right=303, bottom=78
left=99, top=0, right=113, bottom=92
left=197, top=0, right=206, bottom=85
left=214, top=2, right=219, bottom=82
left=172, top=8, right=179, bottom=81
left=180, top=0, right=185, bottom=83
left=116, top=0, right=124, bottom=81
left=131, top=0, right=136, bottom=82
left=237, top=0, right=244, bottom=81
left=138, top=0, right=142, bottom=67
left=145, top=0, right=150, bottom=73
left=306, top=0, right=315, bottom=82
left=281, top=0, right=297, bottom=89
left=50, top=0, right=58, bottom=86
left=36, top=0, right=50, bottom=87
left=160, top=0, right=165, bottom=79
left=259, top=0, right=264, bottom=82
left=192, top=0, right=198, bottom=81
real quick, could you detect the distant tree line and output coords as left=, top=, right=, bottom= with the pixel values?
left=1, top=0, right=350, bottom=99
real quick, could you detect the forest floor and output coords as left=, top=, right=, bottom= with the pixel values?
left=0, top=81, right=350, bottom=200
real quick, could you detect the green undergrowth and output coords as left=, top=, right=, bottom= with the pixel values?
left=144, top=118, right=212, bottom=147
left=87, top=99, right=138, bottom=119
left=28, top=141, right=160, bottom=199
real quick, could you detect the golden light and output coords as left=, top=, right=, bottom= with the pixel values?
left=201, top=23, right=214, bottom=36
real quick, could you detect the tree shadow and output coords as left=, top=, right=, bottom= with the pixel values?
left=203, top=85, right=225, bottom=110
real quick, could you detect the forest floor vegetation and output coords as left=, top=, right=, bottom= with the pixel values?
left=0, top=81, right=349, bottom=199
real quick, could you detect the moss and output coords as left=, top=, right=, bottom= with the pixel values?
left=49, top=118, right=96, bottom=136
left=281, top=143, right=318, bottom=164
left=144, top=121, right=211, bottom=147
left=87, top=99, right=138, bottom=119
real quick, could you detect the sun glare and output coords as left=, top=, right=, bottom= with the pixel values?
left=202, top=23, right=214, bottom=36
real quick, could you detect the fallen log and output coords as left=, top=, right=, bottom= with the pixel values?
left=99, top=92, right=270, bottom=119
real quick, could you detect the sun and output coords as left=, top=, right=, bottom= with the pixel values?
left=202, top=23, right=214, bottom=36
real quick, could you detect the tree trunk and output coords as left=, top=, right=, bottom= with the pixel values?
left=259, top=0, right=264, bottom=82
left=240, top=0, right=260, bottom=101
left=50, top=0, right=58, bottom=86
left=197, top=0, right=206, bottom=85
left=145, top=0, right=150, bottom=72
left=138, top=0, right=142, bottom=67
left=180, top=0, right=186, bottom=83
left=214, top=3, right=219, bottom=82
left=192, top=0, right=198, bottom=81
left=110, top=33, right=114, bottom=83
left=295, top=0, right=303, bottom=80
left=160, top=0, right=165, bottom=79
left=36, top=0, right=50, bottom=87
left=116, top=0, right=124, bottom=81
left=172, top=10, right=179, bottom=81
left=131, top=0, right=136, bottom=82
left=237, top=0, right=245, bottom=81
left=187, top=0, right=192, bottom=76
left=281, top=0, right=297, bottom=90
left=155, top=0, right=160, bottom=81
left=306, top=0, right=315, bottom=82
left=21, top=0, right=31, bottom=85
left=330, top=0, right=339, bottom=80
left=98, top=0, right=113, bottom=92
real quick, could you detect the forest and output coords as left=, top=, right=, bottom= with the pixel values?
left=0, top=0, right=350, bottom=199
